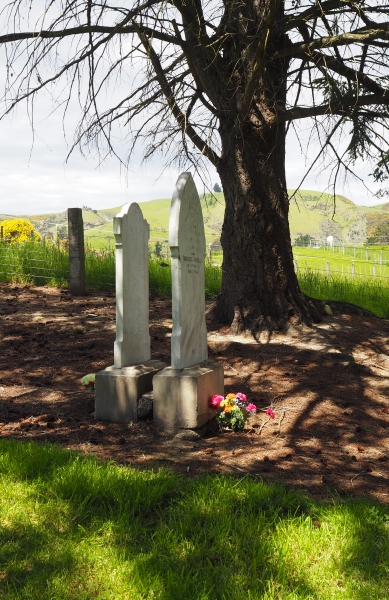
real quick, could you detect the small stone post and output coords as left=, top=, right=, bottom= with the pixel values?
left=68, top=208, right=86, bottom=296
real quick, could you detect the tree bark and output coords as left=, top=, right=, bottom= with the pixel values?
left=211, top=3, right=320, bottom=335
left=216, top=118, right=318, bottom=335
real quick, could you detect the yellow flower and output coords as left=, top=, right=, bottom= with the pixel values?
left=224, top=405, right=233, bottom=413
left=226, top=393, right=236, bottom=400
left=0, top=218, right=40, bottom=244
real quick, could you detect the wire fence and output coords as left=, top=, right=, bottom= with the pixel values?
left=0, top=239, right=69, bottom=286
left=0, top=239, right=116, bottom=290
left=0, top=239, right=221, bottom=296
left=0, top=240, right=389, bottom=316
left=292, top=241, right=389, bottom=264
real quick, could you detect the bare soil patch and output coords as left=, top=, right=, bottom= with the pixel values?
left=1, top=283, right=389, bottom=503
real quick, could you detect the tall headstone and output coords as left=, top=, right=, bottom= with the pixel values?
left=68, top=208, right=86, bottom=296
left=170, top=173, right=208, bottom=368
left=153, top=173, right=224, bottom=431
left=95, top=202, right=166, bottom=423
left=113, top=203, right=150, bottom=367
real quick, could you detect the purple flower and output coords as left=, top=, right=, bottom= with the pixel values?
left=266, top=407, right=275, bottom=419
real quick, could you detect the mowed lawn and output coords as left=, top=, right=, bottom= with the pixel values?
left=0, top=439, right=389, bottom=599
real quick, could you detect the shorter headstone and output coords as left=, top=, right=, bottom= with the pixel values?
left=94, top=202, right=166, bottom=423
left=113, top=202, right=151, bottom=368
left=153, top=173, right=224, bottom=431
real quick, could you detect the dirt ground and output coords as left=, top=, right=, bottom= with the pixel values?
left=1, top=282, right=389, bottom=504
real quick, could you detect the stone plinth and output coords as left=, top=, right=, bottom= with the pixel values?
left=95, top=360, right=166, bottom=423
left=152, top=361, right=224, bottom=431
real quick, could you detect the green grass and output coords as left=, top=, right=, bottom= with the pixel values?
left=293, top=246, right=389, bottom=278
left=0, top=439, right=388, bottom=599
left=149, top=258, right=221, bottom=298
left=0, top=241, right=222, bottom=298
left=0, top=240, right=69, bottom=287
left=2, top=239, right=389, bottom=316
left=298, top=271, right=389, bottom=318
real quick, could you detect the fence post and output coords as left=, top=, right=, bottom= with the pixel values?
left=379, top=251, right=383, bottom=266
left=294, top=259, right=298, bottom=273
left=365, top=248, right=369, bottom=261
left=353, top=246, right=356, bottom=258
left=68, top=208, right=86, bottom=296
left=352, top=261, right=355, bottom=278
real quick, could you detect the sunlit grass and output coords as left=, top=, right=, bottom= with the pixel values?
left=299, top=270, right=389, bottom=318
left=2, top=240, right=389, bottom=316
left=0, top=439, right=388, bottom=599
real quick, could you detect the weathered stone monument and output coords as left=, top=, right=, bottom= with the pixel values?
left=94, top=202, right=166, bottom=422
left=153, top=173, right=224, bottom=431
left=68, top=208, right=86, bottom=296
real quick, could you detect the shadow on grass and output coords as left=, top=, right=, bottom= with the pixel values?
left=0, top=439, right=388, bottom=599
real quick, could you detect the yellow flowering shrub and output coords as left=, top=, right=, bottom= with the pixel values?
left=0, top=219, right=41, bottom=243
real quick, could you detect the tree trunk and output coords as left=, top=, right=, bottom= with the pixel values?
left=215, top=116, right=319, bottom=336
left=207, top=0, right=321, bottom=336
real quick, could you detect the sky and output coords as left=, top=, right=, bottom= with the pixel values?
left=0, top=106, right=381, bottom=217
left=0, top=5, right=382, bottom=217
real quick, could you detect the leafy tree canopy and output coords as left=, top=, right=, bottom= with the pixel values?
left=367, top=221, right=389, bottom=244
left=294, top=234, right=315, bottom=247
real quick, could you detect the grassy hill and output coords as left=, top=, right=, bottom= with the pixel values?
left=4, top=190, right=389, bottom=249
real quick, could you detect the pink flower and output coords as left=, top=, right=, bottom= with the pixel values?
left=246, top=403, right=257, bottom=414
left=209, top=394, right=224, bottom=409
left=235, top=392, right=247, bottom=403
left=266, top=407, right=275, bottom=419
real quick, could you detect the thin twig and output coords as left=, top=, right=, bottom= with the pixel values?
left=351, top=472, right=363, bottom=483
left=258, top=419, right=271, bottom=434
left=277, top=410, right=286, bottom=435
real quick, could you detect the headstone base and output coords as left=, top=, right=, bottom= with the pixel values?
left=95, top=360, right=167, bottom=423
left=152, top=360, right=224, bottom=432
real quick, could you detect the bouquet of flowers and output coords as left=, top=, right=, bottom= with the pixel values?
left=209, top=392, right=257, bottom=432
left=81, top=373, right=95, bottom=390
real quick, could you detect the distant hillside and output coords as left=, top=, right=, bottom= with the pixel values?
left=4, top=190, right=389, bottom=248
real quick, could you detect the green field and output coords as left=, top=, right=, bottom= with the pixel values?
left=5, top=188, right=389, bottom=251
left=83, top=189, right=389, bottom=250
left=84, top=193, right=225, bottom=249
left=293, top=245, right=389, bottom=279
